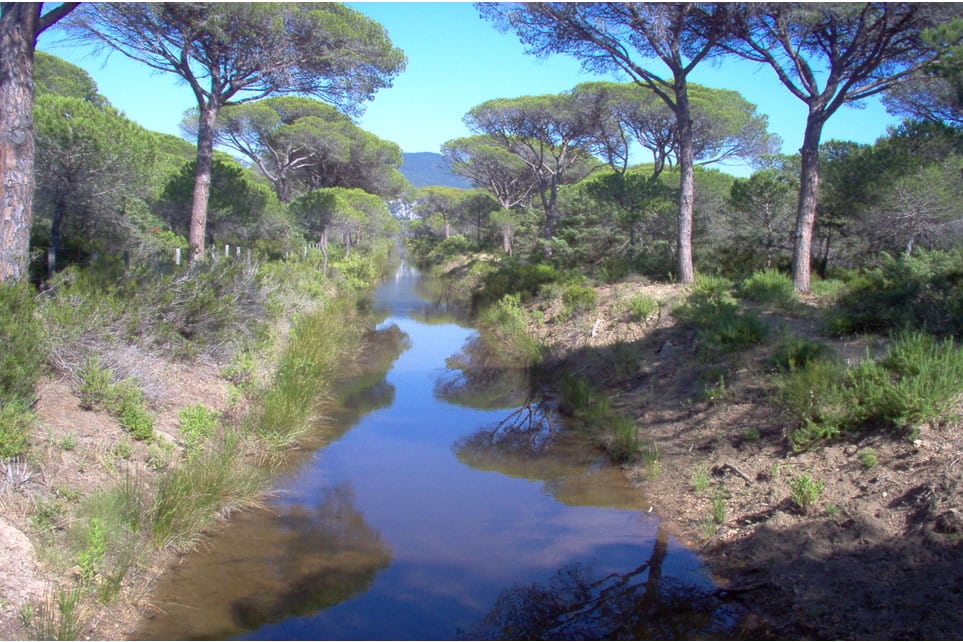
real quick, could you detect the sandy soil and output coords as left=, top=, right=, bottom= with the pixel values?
left=527, top=278, right=963, bottom=639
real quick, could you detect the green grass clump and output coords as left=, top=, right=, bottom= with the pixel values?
left=77, top=358, right=153, bottom=441
left=738, top=269, right=797, bottom=309
left=476, top=260, right=567, bottom=307
left=769, top=336, right=833, bottom=372
left=20, top=587, right=85, bottom=641
left=857, top=447, right=878, bottom=470
left=150, top=431, right=264, bottom=550
left=779, top=330, right=963, bottom=450
left=0, top=400, right=34, bottom=459
left=478, top=294, right=543, bottom=369
left=556, top=374, right=640, bottom=463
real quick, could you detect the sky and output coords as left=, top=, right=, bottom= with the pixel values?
left=37, top=2, right=903, bottom=178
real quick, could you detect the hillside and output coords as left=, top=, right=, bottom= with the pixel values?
left=400, top=152, right=471, bottom=189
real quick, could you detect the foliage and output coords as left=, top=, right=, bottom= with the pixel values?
left=857, top=447, right=879, bottom=470
left=0, top=400, right=34, bottom=459
left=475, top=260, right=569, bottom=308
left=0, top=281, right=45, bottom=405
left=674, top=275, right=767, bottom=358
left=76, top=357, right=153, bottom=441
left=828, top=250, right=963, bottom=336
left=779, top=331, right=963, bottom=450
left=738, top=269, right=797, bottom=309
left=178, top=405, right=221, bottom=457
left=34, top=51, right=106, bottom=106
left=789, top=474, right=825, bottom=515
left=477, top=295, right=543, bottom=369
left=623, top=294, right=659, bottom=323
left=19, top=587, right=85, bottom=642
left=561, top=284, right=597, bottom=315
left=150, top=430, right=265, bottom=550
left=769, top=336, right=832, bottom=372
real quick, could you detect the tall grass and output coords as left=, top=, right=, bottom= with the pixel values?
left=150, top=430, right=265, bottom=550
left=477, top=295, right=543, bottom=369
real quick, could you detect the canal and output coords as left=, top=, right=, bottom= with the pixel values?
left=135, top=262, right=734, bottom=640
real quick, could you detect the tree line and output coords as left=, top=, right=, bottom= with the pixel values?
left=1, top=3, right=961, bottom=290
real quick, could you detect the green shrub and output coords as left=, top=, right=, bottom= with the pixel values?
left=476, top=261, right=566, bottom=308
left=561, top=284, right=597, bottom=314
left=0, top=400, right=34, bottom=459
left=77, top=356, right=113, bottom=410
left=789, top=474, right=825, bottom=514
left=829, top=250, right=963, bottom=336
left=769, top=336, right=832, bottom=372
left=0, top=282, right=45, bottom=405
left=739, top=269, right=796, bottom=309
left=624, top=294, right=659, bottom=322
left=477, top=295, right=543, bottom=369
left=674, top=275, right=767, bottom=357
left=779, top=331, right=963, bottom=450
left=178, top=405, right=220, bottom=456
left=77, top=358, right=153, bottom=441
left=857, top=447, right=878, bottom=470
left=425, top=234, right=473, bottom=264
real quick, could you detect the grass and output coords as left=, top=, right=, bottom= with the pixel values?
left=20, top=587, right=85, bottom=641
left=691, top=465, right=710, bottom=494
left=857, top=447, right=878, bottom=470
left=623, top=293, right=659, bottom=323
left=178, top=404, right=220, bottom=457
left=149, top=430, right=265, bottom=550
left=738, top=269, right=797, bottom=309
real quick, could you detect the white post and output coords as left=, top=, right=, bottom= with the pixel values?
left=224, top=244, right=231, bottom=258
left=175, top=248, right=182, bottom=266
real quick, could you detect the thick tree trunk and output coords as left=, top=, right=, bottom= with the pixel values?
left=0, top=4, right=39, bottom=282
left=502, top=224, right=513, bottom=256
left=792, top=113, right=826, bottom=293
left=190, top=104, right=218, bottom=262
left=674, top=84, right=696, bottom=284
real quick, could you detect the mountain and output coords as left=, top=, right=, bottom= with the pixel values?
left=400, top=152, right=471, bottom=189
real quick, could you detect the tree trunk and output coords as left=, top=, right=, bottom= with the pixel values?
left=792, top=113, right=826, bottom=293
left=674, top=83, right=696, bottom=284
left=502, top=223, right=513, bottom=256
left=50, top=194, right=65, bottom=253
left=0, top=4, right=39, bottom=282
left=190, top=103, right=218, bottom=262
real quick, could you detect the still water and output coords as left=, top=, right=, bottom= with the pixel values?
left=135, top=263, right=734, bottom=640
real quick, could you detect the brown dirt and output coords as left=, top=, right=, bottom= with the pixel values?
left=0, top=357, right=235, bottom=640
left=527, top=277, right=963, bottom=639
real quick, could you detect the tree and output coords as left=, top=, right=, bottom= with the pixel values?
left=478, top=2, right=737, bottom=282
left=884, top=18, right=963, bottom=126
left=0, top=2, right=77, bottom=282
left=210, top=96, right=406, bottom=203
left=67, top=3, right=405, bottom=261
left=289, top=189, right=339, bottom=274
left=442, top=135, right=536, bottom=255
left=414, top=186, right=463, bottom=240
left=33, top=95, right=155, bottom=254
left=34, top=50, right=106, bottom=106
left=464, top=93, right=599, bottom=258
left=724, top=3, right=945, bottom=291
left=726, top=166, right=797, bottom=271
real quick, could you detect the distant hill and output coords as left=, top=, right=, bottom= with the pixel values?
left=400, top=152, right=471, bottom=189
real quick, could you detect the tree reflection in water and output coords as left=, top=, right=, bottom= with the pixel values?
left=461, top=524, right=738, bottom=640
left=229, top=483, right=392, bottom=631
left=435, top=334, right=532, bottom=411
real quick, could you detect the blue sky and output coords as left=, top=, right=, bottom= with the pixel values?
left=37, top=2, right=902, bottom=177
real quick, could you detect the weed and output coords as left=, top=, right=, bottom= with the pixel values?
left=77, top=357, right=113, bottom=411
left=112, top=440, right=131, bottom=461
left=770, top=462, right=783, bottom=481
left=741, top=427, right=762, bottom=442
left=857, top=447, right=878, bottom=470
left=561, top=284, right=598, bottom=315
left=53, top=485, right=82, bottom=503
left=178, top=404, right=220, bottom=456
left=691, top=465, right=710, bottom=495
left=58, top=434, right=77, bottom=452
left=77, top=517, right=107, bottom=585
left=31, top=499, right=64, bottom=532
left=711, top=492, right=727, bottom=525
left=20, top=587, right=85, bottom=641
left=640, top=443, right=661, bottom=479
left=790, top=474, right=825, bottom=514
left=769, top=336, right=832, bottom=372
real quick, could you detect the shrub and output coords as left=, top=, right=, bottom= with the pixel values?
left=857, top=447, right=878, bottom=470
left=477, top=295, right=543, bottom=369
left=0, top=400, right=34, bottom=459
left=769, top=336, right=832, bottom=372
left=624, top=294, right=659, bottom=323
left=0, top=282, right=45, bottom=405
left=76, top=358, right=153, bottom=441
left=739, top=269, right=796, bottom=309
left=476, top=261, right=566, bottom=308
left=675, top=278, right=767, bottom=358
left=561, top=284, right=598, bottom=314
left=790, top=474, right=825, bottom=514
left=779, top=331, right=963, bottom=450
left=828, top=250, right=963, bottom=336
left=178, top=405, right=220, bottom=456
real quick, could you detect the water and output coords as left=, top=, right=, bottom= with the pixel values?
left=135, top=263, right=735, bottom=640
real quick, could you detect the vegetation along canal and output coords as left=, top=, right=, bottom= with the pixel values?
left=135, top=263, right=737, bottom=640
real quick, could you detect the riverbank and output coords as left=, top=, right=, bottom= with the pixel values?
left=434, top=255, right=963, bottom=639
left=0, top=254, right=390, bottom=640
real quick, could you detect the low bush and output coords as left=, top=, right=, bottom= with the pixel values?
left=0, top=282, right=45, bottom=405
left=561, top=284, right=598, bottom=315
left=769, top=336, right=833, bottom=372
left=178, top=405, right=220, bottom=456
left=674, top=275, right=767, bottom=358
left=477, top=294, right=543, bottom=369
left=475, top=260, right=567, bottom=308
left=828, top=250, right=963, bottom=336
left=779, top=330, right=963, bottom=450
left=789, top=474, right=825, bottom=514
left=738, top=269, right=796, bottom=309
left=76, top=357, right=153, bottom=441
left=0, top=400, right=34, bottom=459
left=623, top=294, right=659, bottom=323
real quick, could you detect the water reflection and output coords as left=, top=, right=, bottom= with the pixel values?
left=460, top=524, right=738, bottom=640
left=137, top=485, right=390, bottom=640
left=435, top=335, right=530, bottom=410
